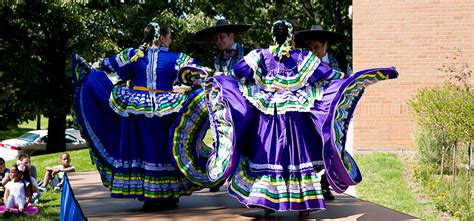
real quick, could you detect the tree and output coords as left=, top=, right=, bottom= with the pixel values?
left=0, top=1, right=352, bottom=153
left=167, top=0, right=352, bottom=66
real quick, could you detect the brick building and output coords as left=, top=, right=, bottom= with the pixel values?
left=351, top=0, right=474, bottom=150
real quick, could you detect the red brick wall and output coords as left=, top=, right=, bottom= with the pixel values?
left=352, top=0, right=474, bottom=150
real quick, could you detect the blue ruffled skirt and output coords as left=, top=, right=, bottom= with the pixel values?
left=72, top=53, right=204, bottom=201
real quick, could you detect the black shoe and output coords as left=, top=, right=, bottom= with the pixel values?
left=264, top=208, right=275, bottom=216
left=159, top=199, right=179, bottom=210
left=299, top=210, right=310, bottom=216
left=160, top=202, right=178, bottom=210
left=322, top=189, right=335, bottom=200
left=209, top=185, right=220, bottom=192
left=142, top=201, right=159, bottom=212
left=209, top=180, right=225, bottom=192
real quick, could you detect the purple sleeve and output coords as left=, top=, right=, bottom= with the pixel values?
left=307, top=62, right=348, bottom=84
left=232, top=49, right=261, bottom=82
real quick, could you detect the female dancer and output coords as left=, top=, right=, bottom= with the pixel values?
left=72, top=22, right=209, bottom=211
left=173, top=19, right=398, bottom=215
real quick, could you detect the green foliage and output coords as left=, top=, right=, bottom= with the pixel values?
left=178, top=0, right=352, bottom=66
left=410, top=86, right=474, bottom=143
left=410, top=50, right=473, bottom=143
left=412, top=129, right=462, bottom=176
left=158, top=8, right=216, bottom=65
left=0, top=1, right=352, bottom=131
left=411, top=111, right=473, bottom=220
left=413, top=170, right=473, bottom=220
left=409, top=51, right=473, bottom=220
left=409, top=51, right=473, bottom=175
left=0, top=0, right=352, bottom=153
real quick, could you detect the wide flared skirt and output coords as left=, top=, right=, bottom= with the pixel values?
left=209, top=76, right=328, bottom=211
left=172, top=63, right=398, bottom=210
left=72, top=53, right=203, bottom=201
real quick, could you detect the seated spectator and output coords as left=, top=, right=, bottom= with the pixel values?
left=0, top=157, right=10, bottom=205
left=3, top=164, right=32, bottom=218
left=18, top=154, right=37, bottom=179
left=39, top=152, right=75, bottom=192
left=18, top=154, right=41, bottom=203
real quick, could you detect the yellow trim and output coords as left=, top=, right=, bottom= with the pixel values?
left=133, top=86, right=172, bottom=93
left=130, top=49, right=144, bottom=62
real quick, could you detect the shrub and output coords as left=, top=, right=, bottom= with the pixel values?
left=409, top=50, right=473, bottom=220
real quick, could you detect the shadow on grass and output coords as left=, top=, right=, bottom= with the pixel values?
left=0, top=128, right=31, bottom=141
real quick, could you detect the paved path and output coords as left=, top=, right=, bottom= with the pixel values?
left=69, top=171, right=419, bottom=220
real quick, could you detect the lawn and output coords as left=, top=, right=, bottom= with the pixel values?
left=4, top=149, right=96, bottom=221
left=0, top=116, right=48, bottom=141
left=355, top=153, right=438, bottom=220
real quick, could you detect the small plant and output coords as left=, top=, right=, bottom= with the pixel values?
left=409, top=49, right=473, bottom=220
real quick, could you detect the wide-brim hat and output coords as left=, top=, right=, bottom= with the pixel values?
left=193, top=19, right=251, bottom=42
left=294, top=25, right=346, bottom=48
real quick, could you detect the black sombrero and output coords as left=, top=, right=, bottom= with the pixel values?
left=193, top=19, right=251, bottom=42
left=294, top=25, right=346, bottom=48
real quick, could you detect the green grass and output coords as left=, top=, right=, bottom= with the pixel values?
left=0, top=128, right=32, bottom=141
left=0, top=116, right=48, bottom=141
left=18, top=116, right=49, bottom=130
left=4, top=149, right=96, bottom=221
left=355, top=153, right=437, bottom=220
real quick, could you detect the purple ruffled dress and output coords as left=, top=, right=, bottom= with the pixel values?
left=173, top=48, right=398, bottom=211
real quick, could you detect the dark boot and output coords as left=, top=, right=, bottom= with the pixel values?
left=159, top=198, right=179, bottom=210
left=264, top=208, right=275, bottom=216
left=299, top=210, right=310, bottom=216
left=209, top=180, right=225, bottom=192
left=142, top=200, right=160, bottom=212
left=321, top=174, right=335, bottom=200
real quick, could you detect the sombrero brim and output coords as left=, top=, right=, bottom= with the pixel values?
left=193, top=24, right=251, bottom=42
left=294, top=30, right=346, bottom=48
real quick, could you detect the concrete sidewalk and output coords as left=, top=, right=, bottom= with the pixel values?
left=69, top=171, right=420, bottom=220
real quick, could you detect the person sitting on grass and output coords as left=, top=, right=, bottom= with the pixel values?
left=18, top=155, right=41, bottom=203
left=18, top=154, right=37, bottom=180
left=3, top=164, right=32, bottom=218
left=38, top=152, right=75, bottom=192
left=0, top=157, right=9, bottom=205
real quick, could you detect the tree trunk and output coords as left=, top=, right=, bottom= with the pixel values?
left=467, top=141, right=472, bottom=204
left=452, top=140, right=457, bottom=182
left=46, top=114, right=66, bottom=154
left=36, top=114, right=41, bottom=130
left=441, top=144, right=445, bottom=179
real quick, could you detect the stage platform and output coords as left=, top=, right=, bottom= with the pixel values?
left=68, top=171, right=420, bottom=220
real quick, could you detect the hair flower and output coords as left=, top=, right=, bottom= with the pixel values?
left=17, top=160, right=26, bottom=172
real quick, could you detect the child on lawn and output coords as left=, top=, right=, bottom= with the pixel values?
left=0, top=158, right=9, bottom=205
left=39, top=152, right=75, bottom=192
left=3, top=164, right=32, bottom=218
left=18, top=155, right=41, bottom=203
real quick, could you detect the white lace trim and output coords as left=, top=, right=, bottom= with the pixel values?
left=248, top=160, right=324, bottom=172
